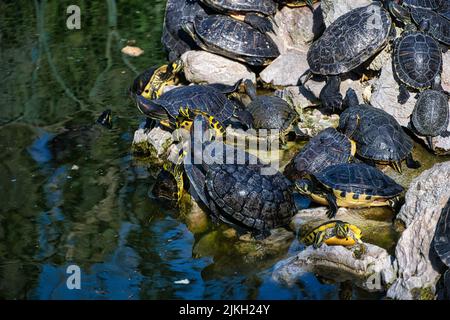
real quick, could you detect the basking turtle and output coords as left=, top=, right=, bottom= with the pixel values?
left=402, top=0, right=445, bottom=10
left=338, top=89, right=420, bottom=173
left=181, top=114, right=295, bottom=237
left=433, top=197, right=450, bottom=299
left=130, top=60, right=183, bottom=100
left=284, top=127, right=356, bottom=180
left=410, top=87, right=450, bottom=149
left=306, top=3, right=393, bottom=112
left=302, top=220, right=363, bottom=249
left=183, top=15, right=280, bottom=66
left=276, top=0, right=317, bottom=10
left=199, top=0, right=277, bottom=33
left=134, top=82, right=252, bottom=131
left=243, top=80, right=298, bottom=141
left=162, top=0, right=208, bottom=60
left=295, top=163, right=404, bottom=218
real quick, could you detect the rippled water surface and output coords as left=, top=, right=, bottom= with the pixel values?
left=1, top=0, right=433, bottom=300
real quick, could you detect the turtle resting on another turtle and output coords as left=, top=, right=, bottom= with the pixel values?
left=182, top=14, right=280, bottom=66
left=302, top=220, right=364, bottom=253
left=306, top=2, right=394, bottom=112
left=199, top=0, right=277, bottom=33
left=130, top=60, right=183, bottom=100
left=295, top=163, right=404, bottom=219
left=409, top=85, right=450, bottom=150
left=283, top=127, right=356, bottom=181
left=433, top=197, right=450, bottom=299
left=338, top=89, right=420, bottom=173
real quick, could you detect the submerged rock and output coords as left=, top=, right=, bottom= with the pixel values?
left=387, top=161, right=450, bottom=300
left=181, top=51, right=256, bottom=85
left=321, top=0, right=373, bottom=27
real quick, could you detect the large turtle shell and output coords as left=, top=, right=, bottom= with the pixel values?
left=307, top=3, right=392, bottom=75
left=206, top=164, right=295, bottom=231
left=153, top=85, right=236, bottom=123
left=403, top=0, right=445, bottom=10
left=434, top=197, right=450, bottom=267
left=411, top=7, right=450, bottom=45
left=284, top=128, right=354, bottom=180
left=192, top=15, right=279, bottom=59
left=339, top=105, right=414, bottom=162
left=412, top=90, right=449, bottom=136
left=315, top=163, right=404, bottom=197
left=246, top=96, right=296, bottom=131
left=393, top=30, right=442, bottom=89
left=200, top=0, right=277, bottom=15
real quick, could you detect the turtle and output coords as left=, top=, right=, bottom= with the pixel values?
left=295, top=163, right=404, bottom=219
left=161, top=0, right=209, bottom=61
left=180, top=114, right=295, bottom=237
left=243, top=79, right=298, bottom=142
left=199, top=0, right=277, bottom=33
left=134, top=81, right=252, bottom=131
left=275, top=0, right=318, bottom=10
left=182, top=14, right=280, bottom=66
left=302, top=220, right=363, bottom=250
left=149, top=167, right=182, bottom=202
left=130, top=60, right=183, bottom=100
left=402, top=0, right=446, bottom=10
left=283, top=127, right=356, bottom=181
left=433, top=197, right=450, bottom=299
left=410, top=86, right=450, bottom=149
left=305, top=2, right=394, bottom=112
left=389, top=1, right=443, bottom=104
left=338, top=88, right=421, bottom=173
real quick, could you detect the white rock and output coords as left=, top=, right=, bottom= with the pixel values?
left=260, top=51, right=308, bottom=88
left=321, top=0, right=373, bottom=27
left=442, top=51, right=450, bottom=93
left=174, top=279, right=190, bottom=285
left=132, top=126, right=173, bottom=157
left=181, top=50, right=256, bottom=85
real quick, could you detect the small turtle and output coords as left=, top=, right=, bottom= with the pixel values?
left=180, top=114, right=295, bottom=237
left=295, top=163, right=404, bottom=218
left=306, top=3, right=393, bottom=112
left=199, top=0, right=277, bottom=33
left=302, top=220, right=363, bottom=249
left=389, top=2, right=443, bottom=104
left=284, top=127, right=356, bottom=180
left=433, top=197, right=450, bottom=299
left=183, top=14, right=280, bottom=66
left=130, top=60, right=183, bottom=100
left=339, top=89, right=420, bottom=173
left=410, top=86, right=450, bottom=149
left=243, top=80, right=298, bottom=142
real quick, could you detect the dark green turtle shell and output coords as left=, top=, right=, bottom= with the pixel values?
left=307, top=3, right=392, bottom=75
left=412, top=89, right=449, bottom=137
left=403, top=0, right=445, bottom=10
left=314, top=163, right=404, bottom=197
left=284, top=128, right=354, bottom=180
left=200, top=0, right=277, bottom=15
left=411, top=7, right=450, bottom=45
left=434, top=197, right=450, bottom=267
left=246, top=96, right=296, bottom=131
left=339, top=104, right=414, bottom=162
left=393, top=30, right=442, bottom=89
left=191, top=15, right=279, bottom=62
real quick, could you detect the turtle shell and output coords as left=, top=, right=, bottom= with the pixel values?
left=200, top=0, right=277, bottom=15
left=339, top=104, right=414, bottom=162
left=153, top=85, right=237, bottom=123
left=206, top=164, right=295, bottom=231
left=314, top=163, right=404, bottom=197
left=246, top=96, right=296, bottom=131
left=393, top=30, right=442, bottom=89
left=411, top=7, right=450, bottom=45
left=403, top=0, right=445, bottom=10
left=434, top=197, right=450, bottom=267
left=412, top=89, right=449, bottom=137
left=192, top=15, right=279, bottom=61
left=307, top=3, right=392, bottom=75
left=284, top=128, right=354, bottom=180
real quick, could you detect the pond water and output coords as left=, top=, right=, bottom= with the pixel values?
left=0, top=0, right=445, bottom=300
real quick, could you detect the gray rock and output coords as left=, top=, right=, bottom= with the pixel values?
left=181, top=50, right=256, bottom=85
left=387, top=161, right=450, bottom=300
left=321, top=0, right=373, bottom=27
left=131, top=126, right=173, bottom=158
left=260, top=51, right=308, bottom=88
left=442, top=51, right=450, bottom=93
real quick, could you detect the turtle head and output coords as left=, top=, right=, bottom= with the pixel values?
left=96, top=109, right=112, bottom=129
left=338, top=108, right=360, bottom=139
left=387, top=1, right=412, bottom=25
left=334, top=221, right=349, bottom=239
left=418, top=19, right=430, bottom=33
left=134, top=95, right=168, bottom=121
left=169, top=59, right=183, bottom=75
left=295, top=179, right=314, bottom=196
left=130, top=67, right=157, bottom=96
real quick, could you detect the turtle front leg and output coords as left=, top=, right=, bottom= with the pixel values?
left=319, top=76, right=343, bottom=114
left=398, top=84, right=410, bottom=104
left=406, top=153, right=421, bottom=169
left=325, top=192, right=339, bottom=219
left=244, top=13, right=274, bottom=34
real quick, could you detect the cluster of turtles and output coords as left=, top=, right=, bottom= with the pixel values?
left=128, top=0, right=450, bottom=283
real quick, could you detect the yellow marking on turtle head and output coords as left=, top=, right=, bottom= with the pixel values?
left=349, top=139, right=357, bottom=158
